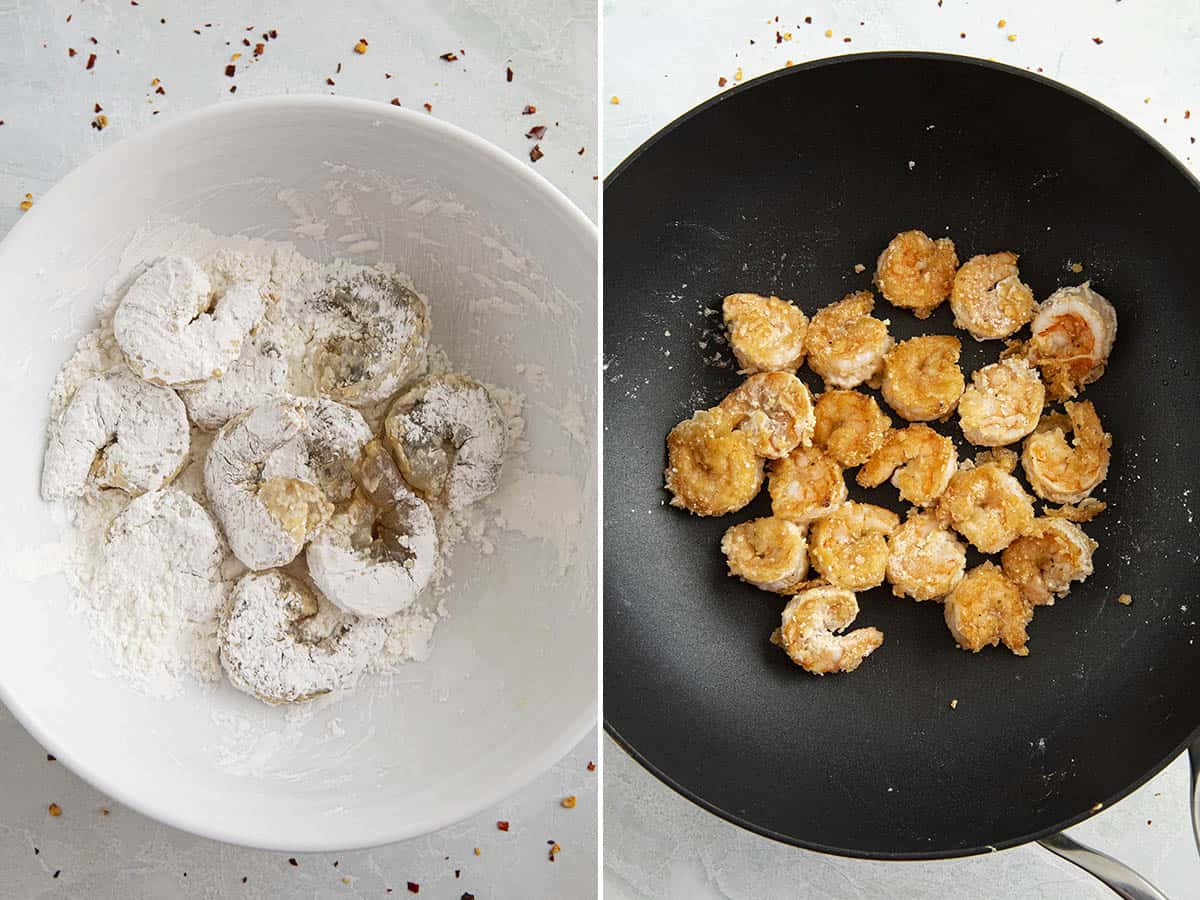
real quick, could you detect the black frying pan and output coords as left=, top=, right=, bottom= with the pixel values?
left=603, top=53, right=1200, bottom=867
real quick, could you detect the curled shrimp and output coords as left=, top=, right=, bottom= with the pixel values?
left=1021, top=400, right=1111, bottom=504
left=874, top=230, right=959, bottom=319
left=1026, top=282, right=1117, bottom=400
left=665, top=408, right=764, bottom=516
left=809, top=501, right=899, bottom=590
left=719, top=371, right=816, bottom=459
left=722, top=292, right=809, bottom=373
left=1001, top=517, right=1097, bottom=607
left=943, top=562, right=1032, bottom=656
left=856, top=424, right=958, bottom=507
left=812, top=389, right=891, bottom=467
left=721, top=516, right=809, bottom=594
left=768, top=444, right=847, bottom=524
left=805, top=291, right=894, bottom=389
left=957, top=357, right=1046, bottom=447
left=939, top=461, right=1035, bottom=553
left=771, top=586, right=883, bottom=675
left=950, top=252, right=1036, bottom=341
left=880, top=335, right=965, bottom=422
left=886, top=510, right=967, bottom=601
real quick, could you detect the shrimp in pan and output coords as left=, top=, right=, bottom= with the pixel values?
left=771, top=586, right=884, bottom=675
left=665, top=408, right=764, bottom=516
left=721, top=517, right=810, bottom=594
left=874, top=229, right=959, bottom=319
left=857, top=424, right=957, bottom=508
left=811, top=389, right=891, bottom=467
left=950, top=251, right=1036, bottom=341
left=1021, top=400, right=1111, bottom=504
left=722, top=292, right=809, bottom=373
left=939, top=461, right=1035, bottom=554
left=957, top=357, right=1045, bottom=447
left=719, top=371, right=815, bottom=459
left=880, top=335, right=965, bottom=422
left=1025, top=282, right=1117, bottom=400
left=805, top=291, right=894, bottom=389
left=1001, top=517, right=1097, bottom=607
left=809, top=501, right=899, bottom=591
left=944, top=562, right=1032, bottom=656
left=768, top=444, right=847, bottom=524
left=886, top=510, right=967, bottom=602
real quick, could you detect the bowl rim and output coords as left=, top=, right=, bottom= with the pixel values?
left=0, top=93, right=598, bottom=852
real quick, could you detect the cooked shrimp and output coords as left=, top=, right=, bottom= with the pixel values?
left=722, top=292, right=809, bottom=373
left=805, top=291, right=894, bottom=389
left=771, top=586, right=883, bottom=675
left=809, top=501, right=899, bottom=590
left=721, top=517, right=809, bottom=593
left=812, top=389, right=891, bottom=467
left=1001, top=517, right=1097, bottom=607
left=874, top=230, right=958, bottom=319
left=950, top=252, right=1036, bottom=341
left=957, top=357, right=1045, bottom=447
left=886, top=510, right=967, bottom=601
left=768, top=444, right=847, bottom=524
left=944, top=562, right=1032, bottom=656
left=719, top=371, right=815, bottom=459
left=1043, top=497, right=1106, bottom=523
left=665, top=408, right=764, bottom=516
left=880, top=335, right=965, bottom=422
left=1026, top=282, right=1117, bottom=400
left=939, top=461, right=1035, bottom=553
left=857, top=424, right=957, bottom=507
left=1021, top=400, right=1111, bottom=504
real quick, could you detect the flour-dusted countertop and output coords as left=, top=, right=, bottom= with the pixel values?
left=603, top=1, right=1198, bottom=898
left=0, top=1, right=597, bottom=897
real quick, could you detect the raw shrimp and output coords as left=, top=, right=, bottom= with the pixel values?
left=808, top=501, right=899, bottom=590
left=805, top=291, right=894, bottom=389
left=881, top=335, right=965, bottom=422
left=874, top=230, right=959, bottom=319
left=720, top=516, right=809, bottom=594
left=943, top=562, right=1032, bottom=656
left=811, top=389, right=891, bottom=467
left=939, top=461, right=1035, bottom=553
left=722, top=292, right=809, bottom=373
left=1021, top=400, right=1111, bottom=504
left=1001, top=517, right=1097, bottom=607
left=771, top=586, right=884, bottom=675
left=886, top=510, right=967, bottom=601
left=957, top=357, right=1045, bottom=447
left=767, top=444, right=847, bottom=524
left=856, top=424, right=957, bottom=507
left=950, top=252, right=1036, bottom=341
left=1026, top=282, right=1117, bottom=400
left=719, top=371, right=815, bottom=459
left=665, top=408, right=764, bottom=516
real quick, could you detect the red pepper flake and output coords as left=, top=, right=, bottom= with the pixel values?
left=462, top=895, right=475, bottom=900
left=287, top=858, right=298, bottom=867
left=325, top=77, right=335, bottom=86
left=804, top=15, right=812, bottom=23
left=385, top=72, right=392, bottom=78
left=525, top=124, right=546, bottom=139
left=587, top=761, right=596, bottom=771
left=521, top=104, right=536, bottom=115
left=530, top=144, right=544, bottom=162
left=269, top=29, right=278, bottom=39
left=253, top=42, right=264, bottom=56
left=86, top=53, right=97, bottom=70
left=93, top=102, right=102, bottom=113
left=89, top=36, right=98, bottom=45
left=229, top=85, right=237, bottom=93
left=390, top=98, right=401, bottom=106
left=843, top=36, right=852, bottom=43
left=1092, top=37, right=1104, bottom=45
left=48, top=803, right=62, bottom=816
left=226, top=64, right=237, bottom=77
left=440, top=52, right=459, bottom=61
left=497, top=820, right=510, bottom=831
left=242, top=37, right=250, bottom=47
left=91, top=114, right=108, bottom=130
left=1186, top=110, right=1191, bottom=119
left=718, top=76, right=727, bottom=87
left=506, top=66, right=513, bottom=82
left=548, top=842, right=561, bottom=862
left=577, top=146, right=585, bottom=155
left=775, top=31, right=782, bottom=43
left=407, top=883, right=419, bottom=894
left=68, top=48, right=76, bottom=57
left=423, top=102, right=432, bottom=112
left=66, top=13, right=71, bottom=22
left=155, top=85, right=165, bottom=95
left=47, top=754, right=56, bottom=761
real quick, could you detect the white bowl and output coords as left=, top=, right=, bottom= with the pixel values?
left=0, top=97, right=596, bottom=850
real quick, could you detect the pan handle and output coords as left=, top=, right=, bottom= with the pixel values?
left=1190, top=734, right=1200, bottom=855
left=1037, top=832, right=1168, bottom=900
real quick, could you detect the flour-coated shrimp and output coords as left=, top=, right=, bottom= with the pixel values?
left=1021, top=400, right=1111, bottom=504
left=771, top=586, right=883, bottom=675
left=808, top=501, right=899, bottom=590
left=1001, top=517, right=1097, bottom=607
left=938, top=461, right=1035, bottom=553
left=719, top=371, right=815, bottom=459
left=950, top=252, right=1036, bottom=341
left=957, top=357, right=1045, bottom=447
left=856, top=424, right=957, bottom=508
left=767, top=444, right=847, bottom=524
left=722, top=292, right=809, bottom=373
left=805, top=291, right=893, bottom=389
left=943, top=562, right=1032, bottom=656
left=886, top=510, right=967, bottom=601
left=721, top=516, right=810, bottom=594
left=1026, top=282, right=1117, bottom=400
left=874, top=230, right=958, bottom=319
left=665, top=408, right=764, bottom=516
left=881, top=335, right=965, bottom=422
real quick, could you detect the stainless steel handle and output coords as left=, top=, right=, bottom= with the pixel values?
left=1038, top=832, right=1169, bottom=900
left=1190, top=734, right=1200, bottom=855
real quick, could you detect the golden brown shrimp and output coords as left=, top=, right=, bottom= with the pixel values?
left=944, top=562, right=1032, bottom=656
left=665, top=408, right=764, bottom=516
left=886, top=510, right=967, bottom=601
left=722, top=292, right=809, bottom=373
left=856, top=424, right=957, bottom=507
left=809, top=501, right=899, bottom=590
left=874, top=230, right=959, bottom=319
left=938, top=461, right=1035, bottom=553
left=950, top=252, right=1036, bottom=341
left=1021, top=400, right=1111, bottom=504
left=771, top=586, right=884, bottom=675
left=805, top=291, right=894, bottom=389
left=811, top=389, right=891, bottom=467
left=768, top=444, right=848, bottom=524
left=719, top=371, right=815, bottom=459
left=1026, top=282, right=1117, bottom=400
left=880, top=335, right=965, bottom=422
left=721, top=517, right=809, bottom=594
left=1001, top=517, right=1097, bottom=607
left=957, top=357, right=1046, bottom=447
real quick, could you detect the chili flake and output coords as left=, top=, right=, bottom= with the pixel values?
left=578, top=146, right=585, bottom=155
left=326, top=77, right=335, bottom=86
left=68, top=48, right=77, bottom=57
left=804, top=15, right=812, bottom=23
left=440, top=52, right=459, bottom=62
left=525, top=124, right=546, bottom=139
left=225, top=64, right=237, bottom=77
left=497, top=820, right=510, bottom=831
left=587, top=761, right=596, bottom=772
left=86, top=53, right=97, bottom=70
left=1092, top=36, right=1104, bottom=45
left=561, top=795, right=577, bottom=809
left=47, top=754, right=56, bottom=761
left=522, top=104, right=537, bottom=114
left=287, top=858, right=298, bottom=867
left=506, top=66, right=513, bottom=82
left=997, top=18, right=1006, bottom=27
left=48, top=803, right=62, bottom=816
left=548, top=842, right=561, bottom=862
left=91, top=114, right=108, bottom=130
left=423, top=102, right=432, bottom=112
left=718, top=76, right=727, bottom=87
left=390, top=98, right=401, bottom=106
left=462, top=895, right=475, bottom=900
left=254, top=42, right=264, bottom=56
left=407, top=883, right=419, bottom=894
left=529, top=144, right=544, bottom=162
left=354, top=39, right=369, bottom=54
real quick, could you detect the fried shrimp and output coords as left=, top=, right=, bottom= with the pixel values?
left=874, top=230, right=958, bottom=319
left=808, top=501, right=899, bottom=590
left=957, top=357, right=1046, bottom=447
left=943, top=562, right=1032, bottom=656
left=768, top=444, right=847, bottom=524
left=722, top=292, right=809, bottom=373
left=720, top=517, right=810, bottom=593
left=939, top=461, right=1035, bottom=553
left=1021, top=400, right=1111, bottom=504
left=811, top=389, right=891, bottom=467
left=886, top=510, right=967, bottom=601
left=950, top=252, right=1036, bottom=341
left=1001, top=517, right=1097, bottom=607
left=719, top=372, right=815, bottom=459
left=880, top=335, right=965, bottom=422
left=805, top=291, right=894, bottom=389
left=771, top=586, right=883, bottom=675
left=665, top=408, right=764, bottom=516
left=1026, top=282, right=1117, bottom=400
left=857, top=424, right=957, bottom=507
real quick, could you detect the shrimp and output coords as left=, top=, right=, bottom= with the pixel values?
left=179, top=325, right=289, bottom=430
left=768, top=444, right=847, bottom=524
left=808, top=501, right=899, bottom=590
left=880, top=335, right=965, bottom=422
left=957, top=357, right=1046, bottom=447
left=943, top=562, right=1032, bottom=656
left=719, top=371, right=815, bottom=459
left=805, top=291, right=894, bottom=389
left=722, top=292, right=809, bottom=373
left=938, top=461, right=1035, bottom=553
left=856, top=424, right=957, bottom=507
left=1001, top=517, right=1097, bottom=607
left=720, top=516, right=810, bottom=594
left=812, top=389, right=891, bottom=467
left=1043, top=497, right=1106, bottom=523
left=1021, top=400, right=1111, bottom=504
left=771, top=586, right=884, bottom=675
left=886, top=510, right=967, bottom=601
left=1026, top=282, right=1117, bottom=400
left=950, top=252, right=1036, bottom=341
left=665, top=408, right=764, bottom=516
left=874, top=229, right=959, bottom=319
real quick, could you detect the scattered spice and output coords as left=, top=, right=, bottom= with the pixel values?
left=609, top=96, right=620, bottom=105
left=48, top=803, right=62, bottom=816
left=342, top=876, right=352, bottom=885
left=390, top=98, right=401, bottom=106
left=53, top=870, right=61, bottom=879
left=497, top=820, right=510, bottom=831
left=561, top=795, right=577, bottom=809
left=824, top=29, right=832, bottom=37
left=506, top=66, right=513, bottom=82
left=1118, top=593, right=1133, bottom=606
left=1187, top=110, right=1192, bottom=120
left=288, top=858, right=298, bottom=867
left=843, top=36, right=852, bottom=43
left=960, top=32, right=966, bottom=38
left=229, top=86, right=237, bottom=94
left=578, top=146, right=585, bottom=155
left=1007, top=34, right=1017, bottom=42
left=407, top=883, right=419, bottom=894
left=47, top=754, right=56, bottom=761
left=718, top=76, right=727, bottom=87
left=548, top=842, right=561, bottom=862
left=1093, top=36, right=1104, bottom=45
left=86, top=53, right=97, bottom=70
left=326, top=77, right=335, bottom=86
left=253, top=42, right=264, bottom=56
left=94, top=102, right=103, bottom=113
left=734, top=67, right=743, bottom=81
left=440, top=52, right=459, bottom=62
left=230, top=52, right=242, bottom=61
left=423, top=102, right=432, bottom=112
left=804, top=15, right=813, bottom=23
left=525, top=124, right=547, bottom=140
left=354, top=38, right=369, bottom=54
left=242, top=877, right=248, bottom=884
left=89, top=36, right=98, bottom=44
left=522, top=104, right=537, bottom=114
left=587, top=761, right=596, bottom=772
left=997, top=18, right=1006, bottom=27
left=225, top=64, right=237, bottom=77
left=473, top=847, right=481, bottom=856
left=1144, top=97, right=1151, bottom=104
left=68, top=47, right=77, bottom=57
left=462, top=895, right=475, bottom=900
left=101, top=808, right=110, bottom=816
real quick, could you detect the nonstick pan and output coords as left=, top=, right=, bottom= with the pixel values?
left=603, top=53, right=1200, bottom=869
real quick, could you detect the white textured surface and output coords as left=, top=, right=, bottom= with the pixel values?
left=603, top=1, right=1199, bottom=897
